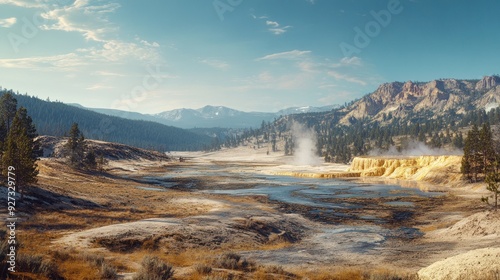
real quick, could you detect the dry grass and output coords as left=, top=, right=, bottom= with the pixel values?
left=194, top=263, right=213, bottom=275
left=259, top=241, right=293, bottom=251
left=292, top=267, right=418, bottom=280
left=132, top=255, right=174, bottom=280
left=14, top=158, right=478, bottom=280
left=250, top=265, right=296, bottom=280
left=212, top=252, right=256, bottom=272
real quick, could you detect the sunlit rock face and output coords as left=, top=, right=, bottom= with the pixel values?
left=349, top=155, right=463, bottom=184
left=338, top=76, right=500, bottom=125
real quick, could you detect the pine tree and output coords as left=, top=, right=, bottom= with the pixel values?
left=96, top=154, right=108, bottom=172
left=65, top=123, right=86, bottom=168
left=0, top=92, right=18, bottom=132
left=2, top=108, right=39, bottom=199
left=468, top=125, right=481, bottom=181
left=14, top=107, right=42, bottom=159
left=0, top=120, right=7, bottom=155
left=483, top=171, right=500, bottom=210
left=479, top=123, right=496, bottom=176
left=462, top=123, right=498, bottom=182
left=453, top=132, right=464, bottom=149
left=84, top=149, right=97, bottom=170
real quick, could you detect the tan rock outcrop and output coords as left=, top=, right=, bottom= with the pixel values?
left=475, top=75, right=500, bottom=91
left=348, top=155, right=463, bottom=185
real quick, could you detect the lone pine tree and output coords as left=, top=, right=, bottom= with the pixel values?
left=65, top=123, right=86, bottom=168
left=64, top=122, right=97, bottom=170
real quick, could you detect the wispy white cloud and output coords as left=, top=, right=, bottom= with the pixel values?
left=252, top=14, right=291, bottom=35
left=0, top=53, right=88, bottom=70
left=257, top=52, right=370, bottom=89
left=139, top=39, right=160, bottom=48
left=0, top=0, right=45, bottom=8
left=264, top=20, right=291, bottom=35
left=86, top=83, right=113, bottom=91
left=269, top=25, right=292, bottom=35
left=200, top=58, right=230, bottom=70
left=0, top=17, right=17, bottom=28
left=93, top=71, right=125, bottom=77
left=327, top=71, right=367, bottom=86
left=336, top=56, right=363, bottom=67
left=0, top=0, right=163, bottom=71
left=266, top=20, right=279, bottom=28
left=318, top=90, right=357, bottom=104
left=257, top=50, right=311, bottom=61
left=40, top=1, right=121, bottom=42
left=298, top=61, right=318, bottom=73
left=318, top=84, right=337, bottom=89
left=0, top=39, right=162, bottom=70
left=84, top=40, right=161, bottom=63
left=232, top=70, right=313, bottom=92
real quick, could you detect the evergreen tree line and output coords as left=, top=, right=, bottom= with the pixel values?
left=244, top=109, right=467, bottom=163
left=229, top=106, right=500, bottom=164
left=461, top=123, right=497, bottom=182
left=0, top=90, right=212, bottom=152
left=0, top=93, right=39, bottom=198
left=461, top=122, right=500, bottom=209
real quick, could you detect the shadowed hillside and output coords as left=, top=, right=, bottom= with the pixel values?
left=1, top=90, right=212, bottom=151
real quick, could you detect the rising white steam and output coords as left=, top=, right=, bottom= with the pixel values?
left=291, top=121, right=322, bottom=165
left=368, top=139, right=462, bottom=157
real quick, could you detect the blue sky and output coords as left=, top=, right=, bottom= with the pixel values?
left=0, top=0, right=499, bottom=114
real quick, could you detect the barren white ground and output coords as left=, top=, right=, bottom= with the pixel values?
left=56, top=146, right=500, bottom=279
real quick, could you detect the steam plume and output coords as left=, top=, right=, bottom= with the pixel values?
left=291, top=121, right=322, bottom=165
left=368, top=139, right=462, bottom=157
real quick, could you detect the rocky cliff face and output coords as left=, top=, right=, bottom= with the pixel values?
left=475, top=76, right=500, bottom=91
left=349, top=155, right=463, bottom=185
left=339, top=76, right=500, bottom=125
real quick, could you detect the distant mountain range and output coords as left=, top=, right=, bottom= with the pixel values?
left=4, top=75, right=499, bottom=155
left=69, top=104, right=338, bottom=129
left=11, top=94, right=212, bottom=151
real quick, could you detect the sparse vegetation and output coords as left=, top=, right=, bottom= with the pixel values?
left=194, top=263, right=213, bottom=275
left=82, top=252, right=105, bottom=267
left=294, top=268, right=419, bottom=280
left=133, top=255, right=174, bottom=280
left=202, top=273, right=236, bottom=280
left=212, top=252, right=255, bottom=272
left=16, top=253, right=62, bottom=279
left=99, top=262, right=119, bottom=280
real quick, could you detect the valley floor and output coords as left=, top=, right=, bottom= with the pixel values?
left=2, top=146, right=499, bottom=279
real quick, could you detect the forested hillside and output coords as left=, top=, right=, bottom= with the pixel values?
left=213, top=76, right=500, bottom=163
left=0, top=89, right=212, bottom=151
